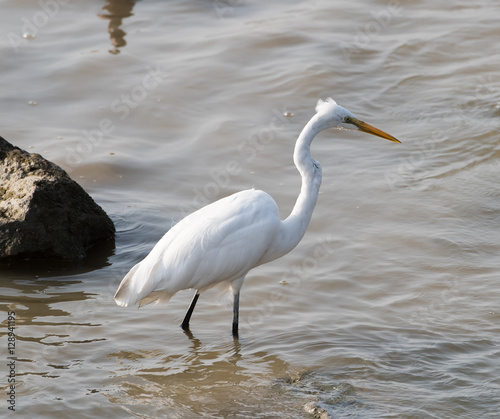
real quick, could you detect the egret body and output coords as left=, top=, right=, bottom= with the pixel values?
left=114, top=98, right=400, bottom=337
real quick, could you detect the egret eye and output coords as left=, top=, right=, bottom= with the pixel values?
left=344, top=116, right=352, bottom=124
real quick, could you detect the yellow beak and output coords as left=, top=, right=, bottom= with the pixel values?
left=352, top=118, right=401, bottom=143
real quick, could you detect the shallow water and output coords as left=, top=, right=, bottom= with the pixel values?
left=1, top=0, right=500, bottom=417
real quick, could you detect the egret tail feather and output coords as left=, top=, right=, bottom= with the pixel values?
left=114, top=263, right=141, bottom=307
left=138, top=290, right=173, bottom=307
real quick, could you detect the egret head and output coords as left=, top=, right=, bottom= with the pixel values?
left=315, top=98, right=400, bottom=143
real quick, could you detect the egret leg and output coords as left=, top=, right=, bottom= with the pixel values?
left=181, top=291, right=200, bottom=330
left=232, top=292, right=240, bottom=338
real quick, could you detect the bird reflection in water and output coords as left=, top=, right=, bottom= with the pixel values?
left=182, top=328, right=242, bottom=365
left=98, top=0, right=138, bottom=54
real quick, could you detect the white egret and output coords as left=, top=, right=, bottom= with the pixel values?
left=114, top=98, right=400, bottom=337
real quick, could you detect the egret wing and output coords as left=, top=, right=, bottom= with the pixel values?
left=114, top=189, right=280, bottom=306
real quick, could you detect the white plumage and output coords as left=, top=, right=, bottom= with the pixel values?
left=114, top=98, right=400, bottom=336
left=115, top=190, right=280, bottom=307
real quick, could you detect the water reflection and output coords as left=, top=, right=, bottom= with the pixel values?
left=0, top=276, right=88, bottom=319
left=182, top=328, right=243, bottom=365
left=98, top=0, right=139, bottom=54
left=0, top=237, right=115, bottom=278
left=108, top=333, right=301, bottom=417
left=0, top=276, right=103, bottom=381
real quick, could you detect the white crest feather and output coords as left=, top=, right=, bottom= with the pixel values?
left=315, top=97, right=337, bottom=114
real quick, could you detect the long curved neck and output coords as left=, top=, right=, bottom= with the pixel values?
left=285, top=114, right=323, bottom=245
left=258, top=114, right=324, bottom=264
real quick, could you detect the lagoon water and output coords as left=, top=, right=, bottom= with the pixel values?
left=1, top=0, right=500, bottom=417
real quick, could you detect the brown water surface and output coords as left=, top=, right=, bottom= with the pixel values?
left=1, top=0, right=499, bottom=417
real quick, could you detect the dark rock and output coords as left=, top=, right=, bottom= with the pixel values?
left=0, top=136, right=115, bottom=261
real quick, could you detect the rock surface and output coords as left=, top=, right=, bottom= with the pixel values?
left=0, top=136, right=115, bottom=261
